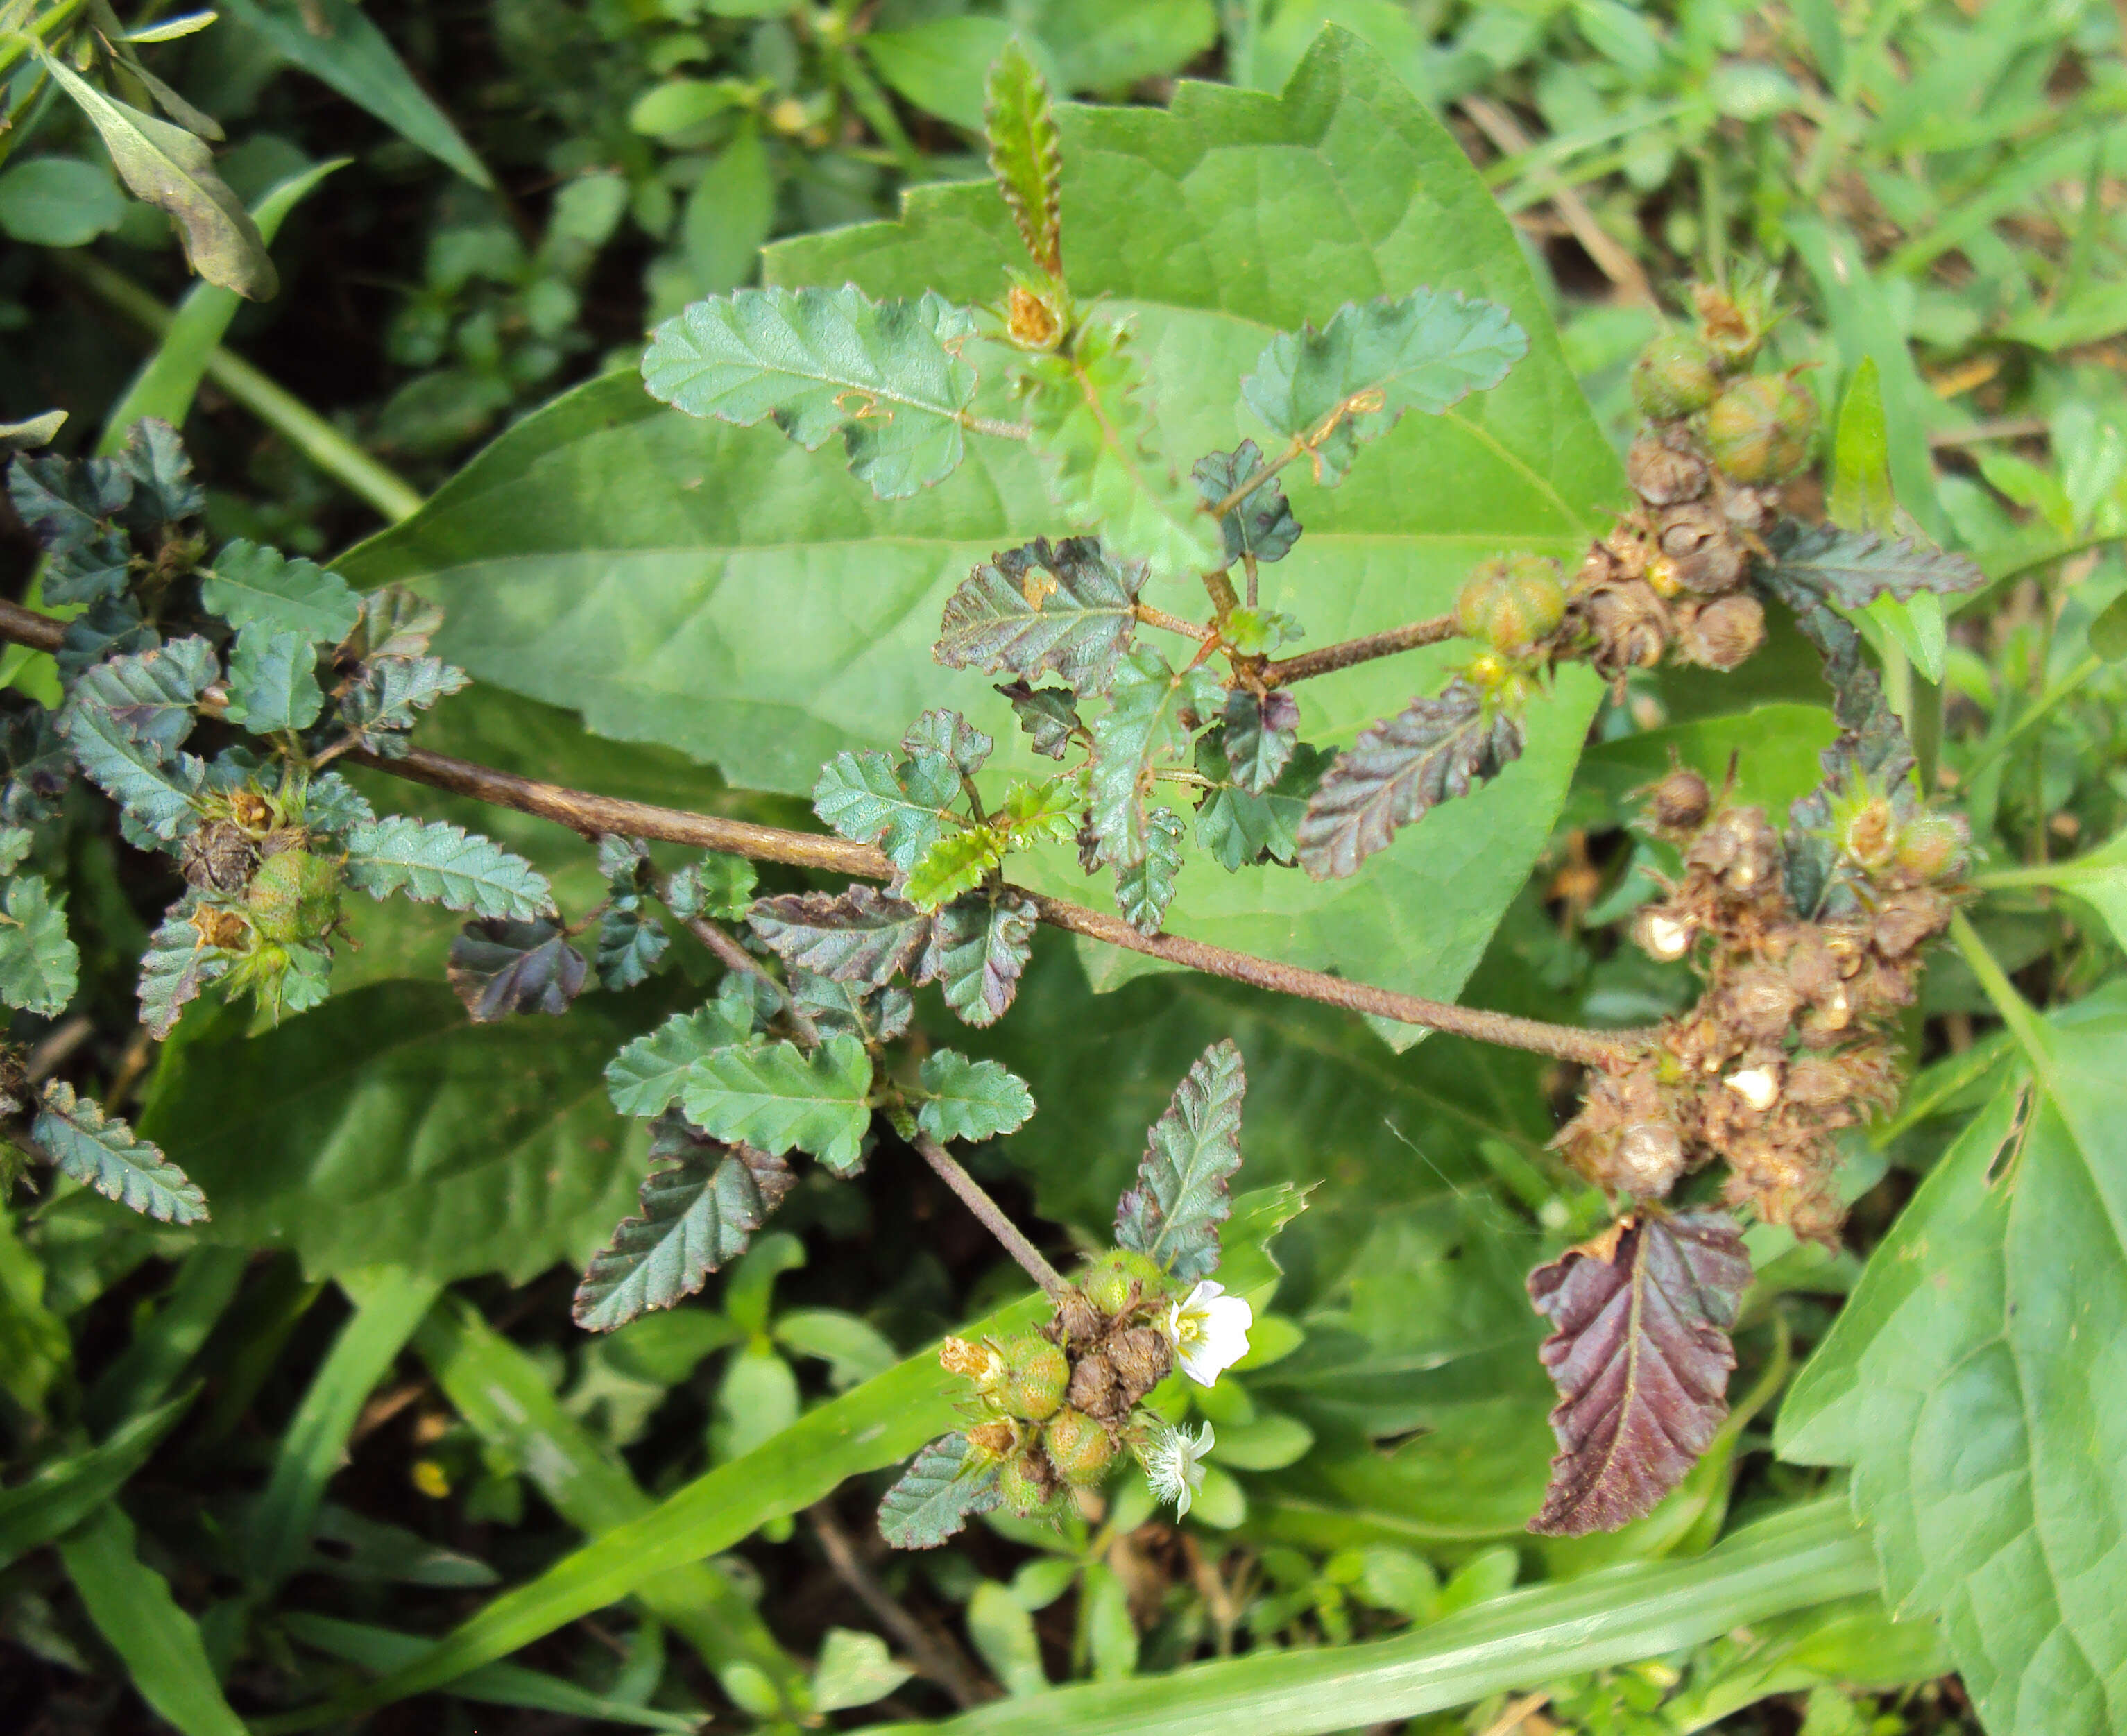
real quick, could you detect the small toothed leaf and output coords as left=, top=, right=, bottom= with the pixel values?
left=1242, top=288, right=1528, bottom=486
left=903, top=826, right=1005, bottom=911
left=1115, top=807, right=1184, bottom=935
left=1527, top=1209, right=1752, bottom=1537
left=748, top=887, right=934, bottom=986
left=1766, top=522, right=1986, bottom=609
left=1114, top=1039, right=1246, bottom=1281
left=642, top=287, right=978, bottom=500
left=67, top=638, right=218, bottom=754
left=925, top=892, right=1036, bottom=1028
left=338, top=656, right=469, bottom=755
left=198, top=539, right=362, bottom=643
left=665, top=853, right=758, bottom=921
left=681, top=1035, right=874, bottom=1174
left=606, top=1001, right=758, bottom=1118
left=56, top=700, right=203, bottom=843
left=352, top=586, right=445, bottom=662
left=0, top=830, right=30, bottom=876
left=996, top=776, right=1080, bottom=846
left=984, top=40, right=1063, bottom=277
left=916, top=1050, right=1034, bottom=1145
left=1220, top=688, right=1299, bottom=795
left=112, top=419, right=204, bottom=526
left=1088, top=645, right=1224, bottom=874
left=343, top=817, right=554, bottom=920
left=597, top=835, right=649, bottom=883
left=572, top=1125, right=795, bottom=1331
left=0, top=710, right=71, bottom=826
left=0, top=876, right=77, bottom=1014
left=878, top=1433, right=1002, bottom=1549
left=1195, top=737, right=1330, bottom=871
left=595, top=901, right=669, bottom=991
left=1193, top=441, right=1301, bottom=564
left=32, top=1080, right=206, bottom=1225
left=996, top=680, right=1084, bottom=759
left=812, top=749, right=962, bottom=875
left=223, top=625, right=324, bottom=733
left=447, top=918, right=589, bottom=1021
left=1296, top=683, right=1523, bottom=880
left=791, top=971, right=913, bottom=1043
left=937, top=536, right=1146, bottom=697
left=7, top=448, right=130, bottom=560
left=299, top=772, right=375, bottom=838
left=902, top=708, right=991, bottom=777
left=57, top=597, right=157, bottom=683
left=137, top=903, right=229, bottom=1039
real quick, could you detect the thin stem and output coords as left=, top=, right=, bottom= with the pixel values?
left=0, top=603, right=1640, bottom=1070
left=656, top=874, right=822, bottom=1050
left=1265, top=613, right=1459, bottom=686
left=807, top=1502, right=988, bottom=1708
left=911, top=1132, right=1066, bottom=1297
left=1134, top=602, right=1213, bottom=641
left=959, top=414, right=1032, bottom=441
left=1200, top=568, right=1239, bottom=620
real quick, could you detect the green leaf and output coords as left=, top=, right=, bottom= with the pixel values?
left=905, top=824, right=1006, bottom=908
left=34, top=51, right=274, bottom=300
left=0, top=828, right=30, bottom=876
left=57, top=698, right=204, bottom=842
left=681, top=1035, right=873, bottom=1173
left=0, top=876, right=78, bottom=1015
left=905, top=706, right=994, bottom=776
left=2089, top=593, right=2127, bottom=663
left=138, top=903, right=230, bottom=1039
left=642, top=287, right=978, bottom=500
left=1242, top=287, right=1527, bottom=486
left=223, top=624, right=325, bottom=733
left=1089, top=645, right=1224, bottom=871
left=862, top=19, right=1023, bottom=133
left=606, top=1002, right=757, bottom=1118
left=343, top=816, right=554, bottom=919
left=665, top=852, right=758, bottom=921
left=917, top=1050, right=1034, bottom=1143
left=1220, top=688, right=1300, bottom=794
left=677, top=120, right=773, bottom=297
left=198, top=538, right=363, bottom=643
left=998, top=679, right=1084, bottom=758
left=928, top=890, right=1037, bottom=1027
left=813, top=747, right=962, bottom=874
left=0, top=1393, right=192, bottom=1571
left=446, top=917, right=589, bottom=1021
left=1297, top=683, right=1523, bottom=880
left=812, top=1626, right=916, bottom=1713
left=33, top=1080, right=206, bottom=1225
left=1023, top=319, right=1224, bottom=578
left=0, top=155, right=126, bottom=247
left=110, top=418, right=205, bottom=523
left=937, top=534, right=1147, bottom=694
left=337, top=655, right=469, bottom=753
left=985, top=39, right=1064, bottom=276
left=997, top=774, right=1080, bottom=844
left=574, top=1127, right=796, bottom=1331
left=6, top=448, right=130, bottom=562
left=878, top=1432, right=1002, bottom=1549
left=1827, top=355, right=1895, bottom=536
left=971, top=1579, right=1051, bottom=1694
left=596, top=901, right=669, bottom=991
left=1193, top=441, right=1302, bottom=564
left=67, top=636, right=218, bottom=754
left=1114, top=1039, right=1244, bottom=1280
left=58, top=1507, right=248, bottom=1736
left=1115, top=806, right=1185, bottom=934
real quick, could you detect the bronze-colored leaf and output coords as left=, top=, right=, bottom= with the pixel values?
left=746, top=886, right=933, bottom=985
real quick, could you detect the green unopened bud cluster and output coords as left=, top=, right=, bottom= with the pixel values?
left=1628, top=282, right=1819, bottom=488
left=174, top=778, right=347, bottom=1018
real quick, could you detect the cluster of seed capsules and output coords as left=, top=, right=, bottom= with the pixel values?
left=176, top=785, right=345, bottom=999
left=940, top=1249, right=1183, bottom=1518
left=1557, top=765, right=1967, bottom=1243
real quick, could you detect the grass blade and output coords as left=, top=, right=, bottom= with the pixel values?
left=0, top=1390, right=195, bottom=1571
left=87, top=1245, right=248, bottom=1434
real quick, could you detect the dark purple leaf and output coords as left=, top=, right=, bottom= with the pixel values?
left=1220, top=687, right=1299, bottom=794
left=1767, top=522, right=1984, bottom=607
left=746, top=886, right=934, bottom=985
left=447, top=918, right=589, bottom=1022
left=996, top=679, right=1084, bottom=760
left=925, top=891, right=1036, bottom=1026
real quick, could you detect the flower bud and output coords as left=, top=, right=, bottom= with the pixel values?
left=1838, top=795, right=1899, bottom=871
left=1895, top=812, right=1968, bottom=881
left=1042, top=1407, right=1117, bottom=1487
left=939, top=1336, right=1000, bottom=1381
left=1630, top=332, right=1721, bottom=420
left=1455, top=554, right=1566, bottom=654
left=1705, top=373, right=1818, bottom=484
left=1078, top=1248, right=1168, bottom=1320
left=244, top=845, right=341, bottom=946
left=1006, top=283, right=1065, bottom=352
left=191, top=905, right=251, bottom=952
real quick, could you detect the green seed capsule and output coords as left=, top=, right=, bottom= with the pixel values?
left=992, top=1334, right=1069, bottom=1422
left=998, top=1451, right=1067, bottom=1518
left=1454, top=554, right=1566, bottom=654
left=1704, top=374, right=1818, bottom=484
left=1630, top=332, right=1720, bottom=420
left=244, top=846, right=341, bottom=946
left=1042, top=1407, right=1117, bottom=1487
left=1078, top=1248, right=1168, bottom=1320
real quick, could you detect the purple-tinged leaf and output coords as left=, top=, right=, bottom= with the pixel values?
left=996, top=679, right=1084, bottom=760
left=1115, top=1039, right=1246, bottom=1282
left=1220, top=688, right=1299, bottom=794
left=902, top=708, right=991, bottom=777
left=925, top=892, right=1035, bottom=1028
left=1526, top=1208, right=1751, bottom=1538
left=747, top=887, right=934, bottom=986
left=935, top=536, right=1145, bottom=696
left=1193, top=441, right=1301, bottom=565
left=1767, top=522, right=1984, bottom=607
left=447, top=918, right=589, bottom=1022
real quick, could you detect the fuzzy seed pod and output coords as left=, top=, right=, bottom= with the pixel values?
left=1677, top=593, right=1766, bottom=670
left=1634, top=905, right=1697, bottom=962
left=1582, top=580, right=1669, bottom=672
left=1042, top=1407, right=1116, bottom=1487
left=1104, top=1325, right=1172, bottom=1404
left=1783, top=1057, right=1850, bottom=1111
left=1631, top=332, right=1722, bottom=420
left=1613, top=1120, right=1687, bottom=1195
left=1067, top=1352, right=1120, bottom=1420
left=228, top=788, right=276, bottom=832
left=1648, top=767, right=1711, bottom=833
left=182, top=819, right=260, bottom=894
left=1723, top=968, right=1801, bottom=1041
left=1895, top=812, right=1968, bottom=882
left=1872, top=894, right=1948, bottom=960
left=1627, top=436, right=1709, bottom=507
left=1705, top=373, right=1818, bottom=484
left=998, top=1451, right=1066, bottom=1518
left=1657, top=502, right=1748, bottom=595
left=1077, top=1248, right=1167, bottom=1320
left=1454, top=554, right=1566, bottom=653
left=244, top=846, right=341, bottom=947
left=1688, top=807, right=1782, bottom=894
left=1052, top=1289, right=1106, bottom=1347
left=989, top=1334, right=1069, bottom=1422
left=1839, top=797, right=1899, bottom=871
left=964, top=1420, right=1021, bottom=1463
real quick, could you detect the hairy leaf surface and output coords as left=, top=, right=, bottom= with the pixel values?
left=936, top=536, right=1145, bottom=695
left=878, top=1433, right=1001, bottom=1549
left=343, top=817, right=554, bottom=920
left=1114, top=1039, right=1245, bottom=1280
left=200, top=540, right=363, bottom=643
left=0, top=877, right=78, bottom=1016
left=926, top=892, right=1036, bottom=1027
left=223, top=626, right=324, bottom=733
left=606, top=1003, right=757, bottom=1118
left=1193, top=441, right=1302, bottom=564
left=68, top=638, right=217, bottom=754
left=681, top=1035, right=873, bottom=1173
left=985, top=43, right=1063, bottom=276
left=34, top=1081, right=206, bottom=1225
left=57, top=701, right=203, bottom=843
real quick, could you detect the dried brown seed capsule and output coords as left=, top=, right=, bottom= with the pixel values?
left=1052, top=1289, right=1104, bottom=1346
left=1705, top=373, right=1818, bottom=484
left=1688, top=807, right=1781, bottom=893
left=1873, top=894, right=1948, bottom=960
left=1657, top=502, right=1748, bottom=595
left=228, top=788, right=275, bottom=832
left=965, top=1420, right=1020, bottom=1462
left=1454, top=553, right=1566, bottom=653
left=1723, top=968, right=1801, bottom=1041
left=1583, top=580, right=1669, bottom=672
left=1105, top=1326, right=1172, bottom=1404
left=1613, top=1120, right=1686, bottom=1194
left=1677, top=593, right=1766, bottom=670
left=1628, top=436, right=1709, bottom=507
left=1648, top=767, right=1711, bottom=833
left=181, top=819, right=259, bottom=894
left=1067, top=1353, right=1121, bottom=1420
left=939, top=1336, right=997, bottom=1380
left=191, top=905, right=251, bottom=951
left=1631, top=332, right=1721, bottom=420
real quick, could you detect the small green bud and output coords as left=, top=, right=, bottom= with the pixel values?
left=1453, top=554, right=1566, bottom=654
left=992, top=1334, right=1069, bottom=1422
left=1079, top=1248, right=1168, bottom=1320
left=244, top=844, right=341, bottom=946
left=998, top=1450, right=1067, bottom=1518
left=1630, top=332, right=1720, bottom=420
left=1895, top=812, right=1968, bottom=881
left=1042, top=1407, right=1117, bottom=1487
left=1704, top=373, right=1818, bottom=484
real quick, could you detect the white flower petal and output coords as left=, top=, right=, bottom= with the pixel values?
left=1165, top=1281, right=1254, bottom=1388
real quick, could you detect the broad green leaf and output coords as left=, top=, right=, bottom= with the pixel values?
left=0, top=155, right=126, bottom=247
left=33, top=1081, right=205, bottom=1225
left=1242, top=287, right=1527, bottom=486
left=343, top=816, right=554, bottom=919
left=343, top=32, right=1621, bottom=1046
left=937, top=534, right=1146, bottom=695
left=642, top=287, right=979, bottom=500
left=1115, top=1039, right=1245, bottom=1280
left=57, top=699, right=205, bottom=842
left=878, top=1431, right=1003, bottom=1548
left=970, top=1578, right=1050, bottom=1694
left=136, top=982, right=660, bottom=1281
left=677, top=121, right=773, bottom=298
left=681, top=1035, right=873, bottom=1173
left=917, top=1050, right=1034, bottom=1143
left=813, top=1627, right=916, bottom=1712
left=199, top=538, right=363, bottom=643
left=0, top=1392, right=192, bottom=1571
left=224, top=624, right=325, bottom=732
left=0, top=875, right=78, bottom=1014
left=35, top=51, right=274, bottom=299
left=67, top=636, right=217, bottom=754
left=863, top=19, right=1023, bottom=133
left=986, top=40, right=1064, bottom=275
left=606, top=1003, right=756, bottom=1117
left=813, top=747, right=962, bottom=872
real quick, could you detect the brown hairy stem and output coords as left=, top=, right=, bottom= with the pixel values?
left=0, top=602, right=1637, bottom=1070
left=912, top=1132, right=1067, bottom=1297
left=1264, top=613, right=1460, bottom=686
left=1133, top=602, right=1213, bottom=641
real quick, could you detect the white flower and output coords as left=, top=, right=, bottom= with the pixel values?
left=1163, top=1279, right=1252, bottom=1386
left=1143, top=1421, right=1215, bottom=1517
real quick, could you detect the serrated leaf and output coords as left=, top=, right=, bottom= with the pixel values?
left=6, top=449, right=129, bottom=558
left=343, top=817, right=555, bottom=920
left=55, top=701, right=203, bottom=843
left=1768, top=522, right=1985, bottom=608
left=1220, top=688, right=1299, bottom=794
left=1023, top=322, right=1224, bottom=579
left=641, top=287, right=977, bottom=500
left=1088, top=645, right=1224, bottom=873
left=937, top=536, right=1146, bottom=697
left=137, top=904, right=230, bottom=1039
left=1527, top=1208, right=1751, bottom=1537
left=67, top=637, right=218, bottom=754
left=32, top=1081, right=207, bottom=1225
left=300, top=772, right=375, bottom=837
left=112, top=418, right=204, bottom=527
left=985, top=40, right=1062, bottom=277
left=223, top=625, right=324, bottom=733
left=1113, top=1039, right=1245, bottom=1280
left=606, top=1002, right=757, bottom=1118
left=902, top=708, right=991, bottom=776
left=447, top=918, right=589, bottom=1021
left=1297, top=683, right=1523, bottom=880
left=199, top=539, right=363, bottom=643
left=917, top=1050, right=1034, bottom=1144
left=1242, top=287, right=1527, bottom=486
left=57, top=596, right=157, bottom=681
left=996, top=680, right=1084, bottom=759
left=572, top=1127, right=794, bottom=1331
left=46, top=529, right=135, bottom=609
left=1193, top=441, right=1301, bottom=564
left=596, top=901, right=669, bottom=991
left=0, top=829, right=31, bottom=876
left=338, top=656, right=469, bottom=754
left=925, top=892, right=1035, bottom=1028
left=0, top=876, right=77, bottom=1014
left=665, top=853, right=757, bottom=921
left=1195, top=738, right=1331, bottom=871
left=903, top=825, right=1005, bottom=910
left=354, top=586, right=445, bottom=662
left=878, top=1433, right=1001, bottom=1549
left=812, top=749, right=962, bottom=874
left=996, top=775, right=1080, bottom=846
left=597, top=835, right=649, bottom=883
left=1115, top=806, right=1184, bottom=935
left=681, top=1035, right=873, bottom=1173
left=791, top=970, right=913, bottom=1043
left=748, top=887, right=934, bottom=985
left=0, top=710, right=71, bottom=826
